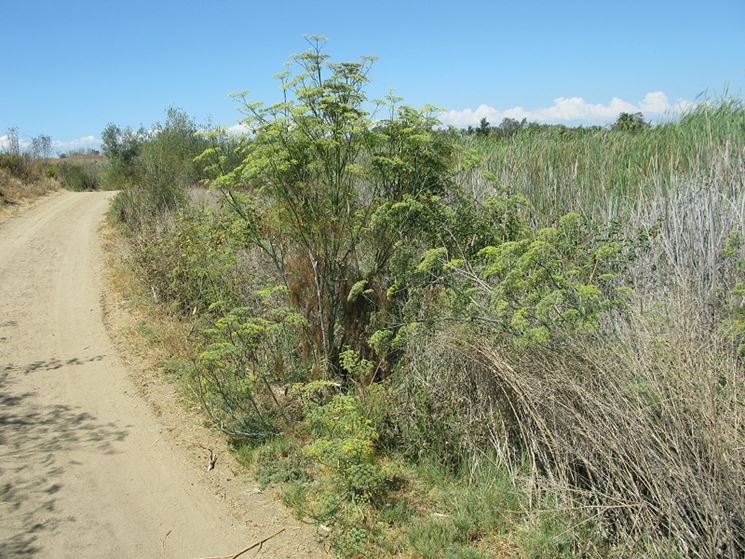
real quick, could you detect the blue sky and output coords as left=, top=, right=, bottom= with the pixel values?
left=1, top=0, right=744, bottom=151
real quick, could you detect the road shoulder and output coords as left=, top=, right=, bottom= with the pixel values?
left=98, top=220, right=327, bottom=558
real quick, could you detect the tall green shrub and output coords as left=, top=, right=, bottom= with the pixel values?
left=107, top=108, right=208, bottom=229
left=201, top=38, right=462, bottom=381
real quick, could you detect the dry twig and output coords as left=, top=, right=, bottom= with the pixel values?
left=196, top=528, right=285, bottom=559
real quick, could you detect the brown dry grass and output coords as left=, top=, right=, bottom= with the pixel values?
left=0, top=168, right=59, bottom=205
left=0, top=169, right=60, bottom=222
left=402, top=299, right=745, bottom=557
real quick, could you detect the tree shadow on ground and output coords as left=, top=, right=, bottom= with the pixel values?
left=0, top=366, right=129, bottom=558
left=2, top=354, right=106, bottom=375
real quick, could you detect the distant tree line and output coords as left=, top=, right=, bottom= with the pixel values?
left=464, top=111, right=650, bottom=139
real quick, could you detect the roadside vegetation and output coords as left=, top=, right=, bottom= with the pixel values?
left=0, top=127, right=103, bottom=208
left=104, top=39, right=745, bottom=558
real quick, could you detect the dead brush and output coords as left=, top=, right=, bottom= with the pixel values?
left=450, top=304, right=745, bottom=557
left=627, top=171, right=745, bottom=308
left=0, top=168, right=58, bottom=206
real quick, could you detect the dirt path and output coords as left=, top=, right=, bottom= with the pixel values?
left=0, top=192, right=324, bottom=558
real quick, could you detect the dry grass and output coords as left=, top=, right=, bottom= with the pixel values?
left=628, top=175, right=745, bottom=307
left=400, top=299, right=745, bottom=558
left=100, top=221, right=195, bottom=363
left=0, top=168, right=59, bottom=207
left=400, top=182, right=745, bottom=555
left=397, top=103, right=745, bottom=557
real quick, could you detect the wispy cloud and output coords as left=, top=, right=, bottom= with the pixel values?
left=440, top=91, right=694, bottom=128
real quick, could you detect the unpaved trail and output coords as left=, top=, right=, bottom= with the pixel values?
left=0, top=192, right=322, bottom=558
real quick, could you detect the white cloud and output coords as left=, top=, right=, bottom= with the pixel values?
left=226, top=122, right=251, bottom=137
left=440, top=91, right=693, bottom=128
left=53, top=135, right=99, bottom=152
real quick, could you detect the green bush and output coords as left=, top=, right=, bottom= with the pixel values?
left=56, top=162, right=99, bottom=191
left=131, top=208, right=240, bottom=312
left=303, top=390, right=388, bottom=502
left=272, top=384, right=392, bottom=557
left=194, top=302, right=305, bottom=441
left=199, top=41, right=464, bottom=384
left=105, top=108, right=209, bottom=229
left=473, top=211, right=633, bottom=342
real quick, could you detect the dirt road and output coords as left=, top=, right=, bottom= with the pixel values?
left=0, top=192, right=321, bottom=558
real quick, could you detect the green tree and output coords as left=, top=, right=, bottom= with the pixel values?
left=496, top=117, right=526, bottom=139
left=106, top=108, right=208, bottom=227
left=201, top=38, right=460, bottom=381
left=101, top=122, right=146, bottom=191
left=476, top=117, right=490, bottom=137
left=612, top=111, right=649, bottom=132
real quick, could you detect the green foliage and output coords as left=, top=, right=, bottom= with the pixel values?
left=101, top=122, right=145, bottom=189
left=300, top=389, right=388, bottom=502
left=612, top=111, right=649, bottom=132
left=466, top=117, right=527, bottom=140
left=476, top=212, right=631, bottom=341
left=109, top=41, right=745, bottom=559
left=194, top=300, right=306, bottom=441
left=403, top=460, right=595, bottom=559
left=139, top=108, right=207, bottom=203
left=132, top=208, right=240, bottom=312
left=347, top=279, right=368, bottom=303
left=106, top=108, right=209, bottom=229
left=56, top=162, right=99, bottom=191
left=515, top=512, right=581, bottom=559
left=201, top=40, right=462, bottom=382
left=416, top=247, right=449, bottom=274
left=339, top=348, right=373, bottom=385
left=241, top=385, right=391, bottom=557
left=408, top=521, right=460, bottom=558
left=202, top=40, right=377, bottom=377
left=249, top=437, right=313, bottom=487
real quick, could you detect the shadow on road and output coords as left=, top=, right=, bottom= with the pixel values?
left=0, top=366, right=129, bottom=558
left=2, top=354, right=106, bottom=375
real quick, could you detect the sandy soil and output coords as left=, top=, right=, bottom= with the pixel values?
left=0, top=191, right=326, bottom=558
